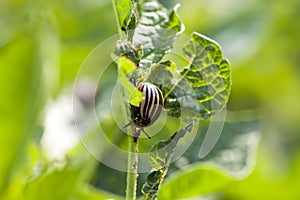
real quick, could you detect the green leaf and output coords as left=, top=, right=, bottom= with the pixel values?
left=0, top=142, right=47, bottom=200
left=149, top=113, right=261, bottom=199
left=118, top=56, right=143, bottom=106
left=148, top=33, right=231, bottom=120
left=113, top=0, right=136, bottom=36
left=200, top=114, right=261, bottom=177
left=142, top=123, right=194, bottom=199
left=180, top=32, right=231, bottom=118
left=24, top=166, right=81, bottom=200
left=114, top=0, right=184, bottom=90
left=147, top=61, right=177, bottom=92
left=119, top=55, right=136, bottom=77
left=133, top=1, right=183, bottom=68
left=182, top=112, right=261, bottom=178
left=0, top=35, right=43, bottom=195
left=158, top=163, right=233, bottom=199
left=146, top=60, right=180, bottom=116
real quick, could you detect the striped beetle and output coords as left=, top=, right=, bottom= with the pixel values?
left=124, top=82, right=164, bottom=139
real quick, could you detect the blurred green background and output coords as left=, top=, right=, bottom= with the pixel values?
left=1, top=0, right=300, bottom=199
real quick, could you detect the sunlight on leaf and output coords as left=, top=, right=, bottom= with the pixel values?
left=113, top=0, right=135, bottom=35
left=158, top=163, right=232, bottom=199
left=118, top=56, right=142, bottom=106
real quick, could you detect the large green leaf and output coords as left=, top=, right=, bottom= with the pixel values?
left=24, top=161, right=109, bottom=200
left=147, top=60, right=177, bottom=93
left=180, top=32, right=231, bottom=118
left=24, top=167, right=80, bottom=200
left=148, top=33, right=231, bottom=120
left=181, top=112, right=261, bottom=177
left=132, top=1, right=183, bottom=69
left=200, top=117, right=261, bottom=177
left=0, top=35, right=43, bottom=195
left=158, top=163, right=232, bottom=199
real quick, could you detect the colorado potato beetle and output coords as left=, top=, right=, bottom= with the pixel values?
left=124, top=82, right=164, bottom=139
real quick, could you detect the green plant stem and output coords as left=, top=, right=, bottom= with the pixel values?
left=126, top=128, right=140, bottom=200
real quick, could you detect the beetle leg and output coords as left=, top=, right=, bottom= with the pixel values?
left=141, top=129, right=151, bottom=139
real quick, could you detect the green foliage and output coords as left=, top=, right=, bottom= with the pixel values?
left=118, top=56, right=143, bottom=106
left=24, top=167, right=81, bottom=200
left=0, top=34, right=43, bottom=195
left=141, top=123, right=193, bottom=199
left=113, top=0, right=134, bottom=29
left=23, top=159, right=123, bottom=200
left=148, top=33, right=231, bottom=120
left=116, top=2, right=231, bottom=120
left=113, top=0, right=136, bottom=37
left=223, top=151, right=300, bottom=200
left=158, top=164, right=232, bottom=199
left=149, top=123, right=194, bottom=170
left=114, top=0, right=232, bottom=199
left=115, top=0, right=185, bottom=85
left=133, top=1, right=183, bottom=68
left=141, top=114, right=261, bottom=200
left=2, top=0, right=300, bottom=200
left=147, top=61, right=177, bottom=91
left=181, top=33, right=231, bottom=118
left=200, top=116, right=261, bottom=176
left=0, top=1, right=123, bottom=200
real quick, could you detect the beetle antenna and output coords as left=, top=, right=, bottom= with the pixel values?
left=141, top=129, right=151, bottom=139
